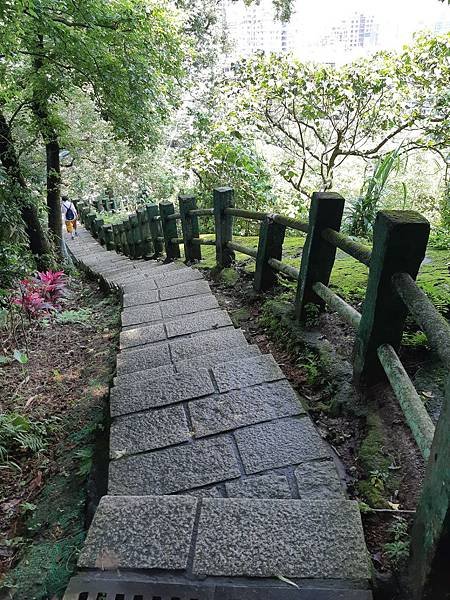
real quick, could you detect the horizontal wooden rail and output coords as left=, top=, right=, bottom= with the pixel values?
left=188, top=208, right=214, bottom=217
left=224, top=207, right=266, bottom=221
left=170, top=237, right=183, bottom=244
left=321, top=228, right=371, bottom=266
left=270, top=213, right=309, bottom=234
left=192, top=238, right=215, bottom=246
left=377, top=344, right=435, bottom=459
left=227, top=240, right=258, bottom=259
left=166, top=212, right=181, bottom=221
left=312, top=281, right=362, bottom=330
left=392, top=272, right=450, bottom=370
left=267, top=257, right=299, bottom=280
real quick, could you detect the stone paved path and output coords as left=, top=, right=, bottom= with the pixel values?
left=64, top=228, right=373, bottom=600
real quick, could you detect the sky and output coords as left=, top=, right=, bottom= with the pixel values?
left=225, top=0, right=450, bottom=62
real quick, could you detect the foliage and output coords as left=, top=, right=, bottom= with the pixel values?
left=184, top=129, right=275, bottom=214
left=383, top=518, right=410, bottom=570
left=220, top=33, right=450, bottom=198
left=56, top=308, right=92, bottom=325
left=0, top=178, right=33, bottom=288
left=0, top=413, right=47, bottom=467
left=346, top=145, right=405, bottom=238
left=11, top=270, right=66, bottom=318
left=429, top=225, right=450, bottom=250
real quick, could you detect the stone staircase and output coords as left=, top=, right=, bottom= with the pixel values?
left=64, top=228, right=373, bottom=600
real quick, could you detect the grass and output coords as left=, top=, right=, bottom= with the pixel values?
left=194, top=234, right=449, bottom=316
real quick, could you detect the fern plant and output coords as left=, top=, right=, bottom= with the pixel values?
left=0, top=413, right=47, bottom=467
left=347, top=144, right=405, bottom=238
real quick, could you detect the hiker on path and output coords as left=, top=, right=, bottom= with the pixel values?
left=62, top=196, right=78, bottom=240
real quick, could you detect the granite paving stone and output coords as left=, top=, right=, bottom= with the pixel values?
left=295, top=460, right=344, bottom=499
left=189, top=380, right=304, bottom=437
left=169, top=329, right=248, bottom=362
left=78, top=495, right=197, bottom=570
left=158, top=279, right=211, bottom=300
left=110, top=369, right=215, bottom=415
left=184, top=486, right=223, bottom=498
left=122, top=289, right=160, bottom=307
left=225, top=474, right=292, bottom=499
left=121, top=279, right=157, bottom=292
left=121, top=304, right=162, bottom=327
left=154, top=268, right=203, bottom=288
left=120, top=322, right=166, bottom=349
left=115, top=342, right=171, bottom=375
left=110, top=404, right=191, bottom=457
left=193, top=498, right=370, bottom=579
left=165, top=309, right=232, bottom=338
left=212, top=354, right=285, bottom=392
left=234, top=417, right=330, bottom=474
left=108, top=437, right=241, bottom=495
left=113, top=364, right=175, bottom=387
left=175, top=346, right=261, bottom=373
left=160, top=294, right=218, bottom=318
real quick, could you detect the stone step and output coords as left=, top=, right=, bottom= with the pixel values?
left=78, top=495, right=371, bottom=584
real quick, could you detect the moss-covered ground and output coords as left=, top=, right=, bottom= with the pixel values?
left=196, top=233, right=449, bottom=316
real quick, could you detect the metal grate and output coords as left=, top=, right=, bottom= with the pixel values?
left=63, top=577, right=214, bottom=600
left=64, top=576, right=373, bottom=600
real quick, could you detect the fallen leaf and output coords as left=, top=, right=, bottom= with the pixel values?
left=276, top=575, right=299, bottom=589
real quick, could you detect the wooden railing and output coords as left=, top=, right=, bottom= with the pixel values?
left=76, top=187, right=449, bottom=599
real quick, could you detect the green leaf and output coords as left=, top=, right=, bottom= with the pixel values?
left=13, top=349, right=28, bottom=364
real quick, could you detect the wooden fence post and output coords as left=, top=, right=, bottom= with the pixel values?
left=130, top=213, right=142, bottom=259
left=159, top=201, right=181, bottom=260
left=353, top=210, right=429, bottom=384
left=138, top=207, right=153, bottom=258
left=254, top=217, right=286, bottom=291
left=409, top=375, right=450, bottom=599
left=126, top=218, right=135, bottom=258
left=295, top=192, right=345, bottom=320
left=146, top=204, right=164, bottom=257
left=112, top=224, right=121, bottom=253
left=214, top=187, right=235, bottom=268
left=119, top=223, right=129, bottom=256
left=104, top=224, right=114, bottom=251
left=93, top=217, right=104, bottom=240
left=179, top=195, right=201, bottom=263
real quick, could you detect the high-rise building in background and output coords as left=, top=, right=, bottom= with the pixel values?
left=223, top=0, right=450, bottom=66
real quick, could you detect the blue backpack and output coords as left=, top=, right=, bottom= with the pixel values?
left=65, top=202, right=75, bottom=221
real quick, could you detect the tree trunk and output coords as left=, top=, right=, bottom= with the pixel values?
left=0, top=109, right=52, bottom=269
left=46, top=135, right=62, bottom=249
left=32, top=35, right=62, bottom=253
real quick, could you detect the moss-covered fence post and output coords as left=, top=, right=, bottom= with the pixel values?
left=295, top=192, right=345, bottom=320
left=104, top=224, right=114, bottom=251
left=119, top=223, right=129, bottom=257
left=179, top=195, right=201, bottom=263
left=125, top=217, right=135, bottom=258
left=146, top=204, right=164, bottom=257
left=254, top=217, right=286, bottom=291
left=93, top=217, right=104, bottom=241
left=159, top=201, right=181, bottom=260
left=130, top=213, right=143, bottom=259
left=214, top=187, right=235, bottom=268
left=353, top=210, right=429, bottom=384
left=137, top=207, right=153, bottom=258
left=409, top=375, right=450, bottom=599
left=112, top=224, right=121, bottom=254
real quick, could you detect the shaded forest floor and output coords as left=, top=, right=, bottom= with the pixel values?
left=0, top=272, right=120, bottom=600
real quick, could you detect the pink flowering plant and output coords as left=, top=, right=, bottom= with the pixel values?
left=12, top=271, right=67, bottom=319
